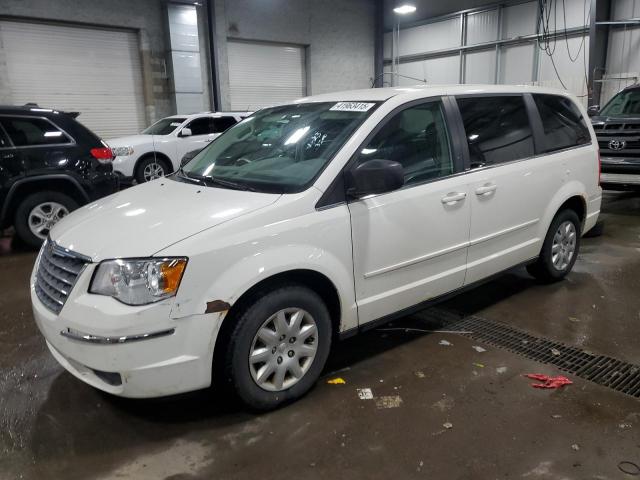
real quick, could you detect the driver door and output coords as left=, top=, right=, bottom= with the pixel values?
left=176, top=117, right=216, bottom=160
left=348, top=99, right=471, bottom=324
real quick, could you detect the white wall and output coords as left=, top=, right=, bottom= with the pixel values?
left=168, top=4, right=209, bottom=114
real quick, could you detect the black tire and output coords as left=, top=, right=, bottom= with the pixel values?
left=221, top=284, right=332, bottom=411
left=527, top=209, right=581, bottom=283
left=135, top=155, right=170, bottom=183
left=14, top=191, right=79, bottom=248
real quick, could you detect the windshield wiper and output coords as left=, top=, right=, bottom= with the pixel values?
left=176, top=166, right=206, bottom=185
left=202, top=175, right=257, bottom=192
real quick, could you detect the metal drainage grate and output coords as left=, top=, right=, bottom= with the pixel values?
left=425, top=312, right=640, bottom=399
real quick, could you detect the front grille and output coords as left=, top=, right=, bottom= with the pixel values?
left=594, top=122, right=640, bottom=135
left=34, top=240, right=90, bottom=314
left=598, top=139, right=640, bottom=150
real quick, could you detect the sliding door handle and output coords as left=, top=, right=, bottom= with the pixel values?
left=475, top=184, right=497, bottom=196
left=441, top=192, right=467, bottom=204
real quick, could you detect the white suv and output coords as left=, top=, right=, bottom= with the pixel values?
left=31, top=85, right=601, bottom=410
left=107, top=112, right=250, bottom=183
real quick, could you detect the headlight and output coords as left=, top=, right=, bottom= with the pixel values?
left=90, top=258, right=187, bottom=305
left=111, top=146, right=134, bottom=157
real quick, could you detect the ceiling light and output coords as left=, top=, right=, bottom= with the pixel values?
left=393, top=4, right=416, bottom=14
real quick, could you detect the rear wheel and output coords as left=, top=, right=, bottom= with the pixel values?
left=527, top=209, right=581, bottom=282
left=135, top=155, right=170, bottom=183
left=221, top=284, right=332, bottom=411
left=14, top=191, right=78, bottom=248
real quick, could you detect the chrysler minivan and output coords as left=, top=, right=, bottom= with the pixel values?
left=31, top=85, right=601, bottom=410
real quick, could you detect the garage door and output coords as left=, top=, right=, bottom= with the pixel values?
left=0, top=21, right=146, bottom=139
left=227, top=40, right=306, bottom=110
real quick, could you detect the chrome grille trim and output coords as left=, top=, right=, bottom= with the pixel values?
left=34, top=239, right=90, bottom=314
left=60, top=327, right=176, bottom=344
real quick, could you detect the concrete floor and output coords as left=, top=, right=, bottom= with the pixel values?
left=2, top=192, right=640, bottom=479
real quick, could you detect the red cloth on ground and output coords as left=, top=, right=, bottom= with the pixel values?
left=524, top=374, right=573, bottom=389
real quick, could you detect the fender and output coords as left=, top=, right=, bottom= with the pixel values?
left=538, top=179, right=587, bottom=240
left=0, top=174, right=89, bottom=226
left=170, top=244, right=358, bottom=332
left=134, top=151, right=174, bottom=174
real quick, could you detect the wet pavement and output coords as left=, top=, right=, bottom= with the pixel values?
left=2, top=192, right=640, bottom=479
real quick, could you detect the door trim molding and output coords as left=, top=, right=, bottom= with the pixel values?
left=364, top=240, right=469, bottom=278
left=469, top=218, right=539, bottom=246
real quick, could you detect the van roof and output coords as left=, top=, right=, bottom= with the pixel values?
left=288, top=84, right=578, bottom=104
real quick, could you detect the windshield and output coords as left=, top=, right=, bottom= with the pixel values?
left=600, top=90, right=640, bottom=117
left=142, top=117, right=187, bottom=135
left=180, top=101, right=378, bottom=193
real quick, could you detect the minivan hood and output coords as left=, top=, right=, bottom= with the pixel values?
left=50, top=179, right=280, bottom=261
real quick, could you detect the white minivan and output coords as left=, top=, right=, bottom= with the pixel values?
left=31, top=85, right=601, bottom=410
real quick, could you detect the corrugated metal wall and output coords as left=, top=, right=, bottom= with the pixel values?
left=383, top=0, right=590, bottom=104
left=601, top=0, right=640, bottom=105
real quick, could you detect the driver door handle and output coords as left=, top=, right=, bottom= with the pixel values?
left=475, top=183, right=497, bottom=196
left=441, top=192, right=467, bottom=204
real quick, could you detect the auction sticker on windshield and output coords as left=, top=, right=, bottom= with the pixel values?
left=330, top=102, right=375, bottom=112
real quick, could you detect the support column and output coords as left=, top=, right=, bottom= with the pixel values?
left=138, top=29, right=156, bottom=125
left=373, top=0, right=384, bottom=87
left=588, top=0, right=612, bottom=107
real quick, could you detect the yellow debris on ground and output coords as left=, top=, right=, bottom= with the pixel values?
left=327, top=377, right=346, bottom=385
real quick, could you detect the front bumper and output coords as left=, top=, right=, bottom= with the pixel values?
left=31, top=263, right=221, bottom=398
left=112, top=155, right=136, bottom=178
left=85, top=171, right=120, bottom=200
left=600, top=157, right=640, bottom=190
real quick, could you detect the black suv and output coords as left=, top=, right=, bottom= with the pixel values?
left=589, top=85, right=640, bottom=190
left=0, top=106, right=119, bottom=247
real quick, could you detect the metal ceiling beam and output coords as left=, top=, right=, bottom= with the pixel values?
left=383, top=25, right=588, bottom=65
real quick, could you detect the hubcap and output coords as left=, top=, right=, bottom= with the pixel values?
left=551, top=220, right=577, bottom=271
left=249, top=308, right=318, bottom=392
left=28, top=202, right=69, bottom=240
left=143, top=161, right=165, bottom=181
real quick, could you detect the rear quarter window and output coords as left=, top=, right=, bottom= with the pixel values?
left=0, top=117, right=72, bottom=147
left=532, top=94, right=591, bottom=153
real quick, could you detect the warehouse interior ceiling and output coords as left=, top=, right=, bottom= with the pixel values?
left=383, top=0, right=505, bottom=29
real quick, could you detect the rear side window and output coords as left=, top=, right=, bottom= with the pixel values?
left=0, top=117, right=71, bottom=147
left=533, top=94, right=591, bottom=152
left=213, top=117, right=238, bottom=133
left=186, top=117, right=214, bottom=135
left=457, top=96, right=534, bottom=168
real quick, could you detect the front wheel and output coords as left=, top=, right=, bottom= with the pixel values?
left=135, top=155, right=169, bottom=183
left=527, top=209, right=581, bottom=282
left=221, top=285, right=332, bottom=411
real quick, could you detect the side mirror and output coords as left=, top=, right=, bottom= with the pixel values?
left=180, top=128, right=192, bottom=137
left=587, top=105, right=600, bottom=117
left=346, top=159, right=404, bottom=198
left=180, top=148, right=203, bottom=167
